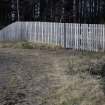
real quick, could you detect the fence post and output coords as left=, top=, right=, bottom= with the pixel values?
left=103, top=25, right=105, bottom=51
left=64, top=23, right=66, bottom=48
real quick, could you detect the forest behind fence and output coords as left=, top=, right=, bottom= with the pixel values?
left=1, top=0, right=105, bottom=29
left=0, top=22, right=105, bottom=52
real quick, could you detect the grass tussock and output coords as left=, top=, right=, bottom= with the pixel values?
left=0, top=42, right=63, bottom=50
left=45, top=55, right=105, bottom=105
left=0, top=45, right=105, bottom=105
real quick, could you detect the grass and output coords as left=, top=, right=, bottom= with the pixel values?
left=0, top=44, right=105, bottom=105
left=0, top=42, right=63, bottom=50
left=49, top=56, right=105, bottom=105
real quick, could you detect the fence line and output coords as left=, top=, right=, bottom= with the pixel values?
left=0, top=22, right=105, bottom=52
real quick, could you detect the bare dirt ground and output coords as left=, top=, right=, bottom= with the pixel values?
left=0, top=48, right=105, bottom=105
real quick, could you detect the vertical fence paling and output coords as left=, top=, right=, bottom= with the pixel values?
left=0, top=22, right=105, bottom=52
left=103, top=25, right=105, bottom=51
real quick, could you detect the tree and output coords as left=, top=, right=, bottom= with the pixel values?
left=9, top=0, right=17, bottom=22
left=1, top=0, right=105, bottom=25
left=17, top=0, right=20, bottom=21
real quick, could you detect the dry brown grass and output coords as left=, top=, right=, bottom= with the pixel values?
left=0, top=42, right=63, bottom=50
left=0, top=47, right=105, bottom=105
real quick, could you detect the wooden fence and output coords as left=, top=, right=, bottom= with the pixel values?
left=0, top=22, right=105, bottom=52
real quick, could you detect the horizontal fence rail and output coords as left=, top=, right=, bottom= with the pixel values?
left=0, top=22, right=105, bottom=52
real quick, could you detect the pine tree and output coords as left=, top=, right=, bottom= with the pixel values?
left=32, top=0, right=40, bottom=21
left=9, top=0, right=17, bottom=22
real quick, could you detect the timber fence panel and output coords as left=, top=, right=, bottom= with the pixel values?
left=78, top=24, right=81, bottom=50
left=95, top=24, right=98, bottom=52
left=0, top=22, right=105, bottom=52
left=103, top=25, right=105, bottom=51
left=65, top=23, right=69, bottom=48
left=88, top=24, right=92, bottom=51
left=81, top=24, right=83, bottom=50
left=102, top=24, right=104, bottom=51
